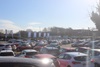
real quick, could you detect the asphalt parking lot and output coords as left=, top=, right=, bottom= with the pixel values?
left=0, top=41, right=95, bottom=67
left=61, top=44, right=71, bottom=48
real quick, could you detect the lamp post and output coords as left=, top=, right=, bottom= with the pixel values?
left=91, top=28, right=98, bottom=58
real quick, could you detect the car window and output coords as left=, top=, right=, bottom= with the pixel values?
left=89, top=51, right=100, bottom=56
left=26, top=52, right=37, bottom=56
left=0, top=52, right=14, bottom=56
left=67, top=50, right=76, bottom=52
left=59, top=48, right=64, bottom=52
left=58, top=54, right=65, bottom=59
left=64, top=54, right=71, bottom=60
left=74, top=56, right=87, bottom=61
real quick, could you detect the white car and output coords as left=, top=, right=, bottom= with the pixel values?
left=0, top=43, right=12, bottom=50
left=0, top=50, right=15, bottom=57
left=40, top=43, right=60, bottom=56
left=58, top=52, right=91, bottom=67
left=16, top=49, right=38, bottom=58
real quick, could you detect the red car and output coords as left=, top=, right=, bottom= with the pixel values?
left=33, top=43, right=46, bottom=51
left=33, top=54, right=60, bottom=67
left=17, top=42, right=32, bottom=51
left=58, top=52, right=88, bottom=67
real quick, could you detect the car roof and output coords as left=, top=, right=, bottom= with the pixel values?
left=64, top=52, right=87, bottom=57
left=90, top=49, right=100, bottom=52
left=22, top=49, right=37, bottom=52
left=0, top=43, right=9, bottom=45
left=34, top=54, right=56, bottom=58
left=78, top=47, right=91, bottom=49
left=0, top=57, right=42, bottom=64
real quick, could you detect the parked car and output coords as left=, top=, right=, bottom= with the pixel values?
left=40, top=43, right=60, bottom=56
left=33, top=42, right=46, bottom=51
left=71, top=41, right=83, bottom=47
left=95, top=42, right=100, bottom=49
left=8, top=39, right=16, bottom=43
left=89, top=49, right=100, bottom=59
left=12, top=40, right=24, bottom=47
left=0, top=43, right=12, bottom=51
left=77, top=47, right=91, bottom=54
left=17, top=42, right=32, bottom=51
left=0, top=50, right=15, bottom=57
left=0, top=57, right=55, bottom=67
left=16, top=49, right=38, bottom=58
left=78, top=41, right=90, bottom=47
left=84, top=40, right=100, bottom=48
left=58, top=52, right=90, bottom=67
left=91, top=56, right=100, bottom=67
left=49, top=40, right=59, bottom=45
left=33, top=54, right=60, bottom=67
left=7, top=43, right=17, bottom=51
left=61, top=40, right=68, bottom=45
left=59, top=47, right=77, bottom=54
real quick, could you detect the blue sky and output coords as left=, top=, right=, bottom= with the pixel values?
left=0, top=0, right=98, bottom=32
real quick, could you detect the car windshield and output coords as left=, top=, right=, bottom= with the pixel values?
left=0, top=52, right=14, bottom=56
left=74, top=56, right=87, bottom=61
left=37, top=44, right=44, bottom=46
left=66, top=50, right=76, bottom=52
left=20, top=43, right=30, bottom=46
left=76, top=41, right=83, bottom=43
left=47, top=44, right=58, bottom=47
left=26, top=52, right=37, bottom=56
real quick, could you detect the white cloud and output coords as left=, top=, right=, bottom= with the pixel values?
left=25, top=26, right=43, bottom=32
left=0, top=20, right=43, bottom=33
left=28, top=22, right=41, bottom=26
left=25, top=22, right=43, bottom=31
left=0, top=20, right=23, bottom=33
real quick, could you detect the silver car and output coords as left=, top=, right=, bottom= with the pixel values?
left=0, top=57, right=55, bottom=67
left=0, top=43, right=12, bottom=51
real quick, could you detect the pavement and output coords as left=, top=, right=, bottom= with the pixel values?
left=61, top=44, right=71, bottom=48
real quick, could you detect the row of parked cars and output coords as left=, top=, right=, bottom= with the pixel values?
left=71, top=40, right=100, bottom=48
left=1, top=39, right=100, bottom=67
left=0, top=49, right=91, bottom=67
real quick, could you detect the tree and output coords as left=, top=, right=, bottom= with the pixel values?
left=91, top=2, right=100, bottom=31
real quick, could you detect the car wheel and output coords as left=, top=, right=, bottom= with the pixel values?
left=95, top=63, right=99, bottom=67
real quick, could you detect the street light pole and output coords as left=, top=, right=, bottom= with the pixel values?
left=91, top=28, right=98, bottom=59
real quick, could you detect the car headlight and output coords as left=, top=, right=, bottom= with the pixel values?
left=41, top=58, right=52, bottom=64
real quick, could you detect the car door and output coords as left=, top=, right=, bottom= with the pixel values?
left=64, top=54, right=72, bottom=66
left=58, top=54, right=68, bottom=67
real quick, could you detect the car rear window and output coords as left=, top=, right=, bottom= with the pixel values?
left=67, top=50, right=76, bottom=52
left=74, top=56, right=87, bottom=61
left=0, top=52, right=14, bottom=56
left=26, top=52, right=37, bottom=56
